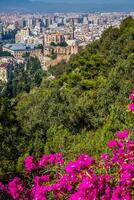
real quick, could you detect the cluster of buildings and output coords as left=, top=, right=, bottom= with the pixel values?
left=0, top=11, right=134, bottom=82
left=15, top=27, right=43, bottom=45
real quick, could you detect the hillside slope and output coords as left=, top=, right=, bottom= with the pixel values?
left=0, top=17, right=134, bottom=176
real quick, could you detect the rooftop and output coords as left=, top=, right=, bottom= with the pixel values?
left=3, top=43, right=39, bottom=51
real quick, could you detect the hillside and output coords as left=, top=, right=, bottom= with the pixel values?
left=0, top=17, right=134, bottom=177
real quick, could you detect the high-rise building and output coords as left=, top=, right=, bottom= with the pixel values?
left=16, top=19, right=24, bottom=28
left=83, top=16, right=88, bottom=24
left=23, top=19, right=27, bottom=28
left=0, top=23, right=3, bottom=41
left=72, top=18, right=75, bottom=40
left=92, top=17, right=100, bottom=25
left=27, top=18, right=34, bottom=28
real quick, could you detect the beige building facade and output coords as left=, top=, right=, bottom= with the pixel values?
left=44, top=33, right=65, bottom=45
left=0, top=63, right=12, bottom=83
left=3, top=44, right=42, bottom=59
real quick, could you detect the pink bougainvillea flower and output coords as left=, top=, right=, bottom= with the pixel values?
left=129, top=90, right=134, bottom=100
left=108, top=139, right=117, bottom=148
left=24, top=155, right=37, bottom=171
left=0, top=182, right=5, bottom=190
left=8, top=177, right=25, bottom=200
left=129, top=103, right=134, bottom=112
left=38, top=155, right=49, bottom=168
left=116, top=130, right=129, bottom=140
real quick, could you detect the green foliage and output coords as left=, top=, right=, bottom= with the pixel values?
left=0, top=51, right=12, bottom=57
left=0, top=97, right=24, bottom=175
left=50, top=41, right=68, bottom=47
left=3, top=57, right=44, bottom=97
left=50, top=42, right=57, bottom=46
left=49, top=48, right=57, bottom=60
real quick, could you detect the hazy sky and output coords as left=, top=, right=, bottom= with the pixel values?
left=0, top=0, right=134, bottom=12
left=30, top=0, right=132, bottom=3
left=31, top=0, right=100, bottom=1
left=1, top=0, right=132, bottom=3
left=31, top=0, right=127, bottom=2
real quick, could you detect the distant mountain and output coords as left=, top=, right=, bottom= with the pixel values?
left=0, top=0, right=29, bottom=3
left=0, top=0, right=133, bottom=12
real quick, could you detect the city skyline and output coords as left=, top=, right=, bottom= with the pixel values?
left=0, top=0, right=134, bottom=13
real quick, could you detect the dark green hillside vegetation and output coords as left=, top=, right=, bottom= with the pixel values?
left=0, top=17, right=134, bottom=177
left=1, top=57, right=45, bottom=97
left=0, top=51, right=12, bottom=57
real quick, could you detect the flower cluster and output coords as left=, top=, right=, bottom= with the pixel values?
left=0, top=182, right=5, bottom=191
left=0, top=90, right=134, bottom=199
left=129, top=90, right=134, bottom=112
left=24, top=153, right=64, bottom=172
left=8, top=177, right=25, bottom=200
left=1, top=130, right=133, bottom=200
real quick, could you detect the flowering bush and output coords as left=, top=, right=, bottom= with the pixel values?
left=129, top=90, right=134, bottom=112
left=0, top=91, right=134, bottom=200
